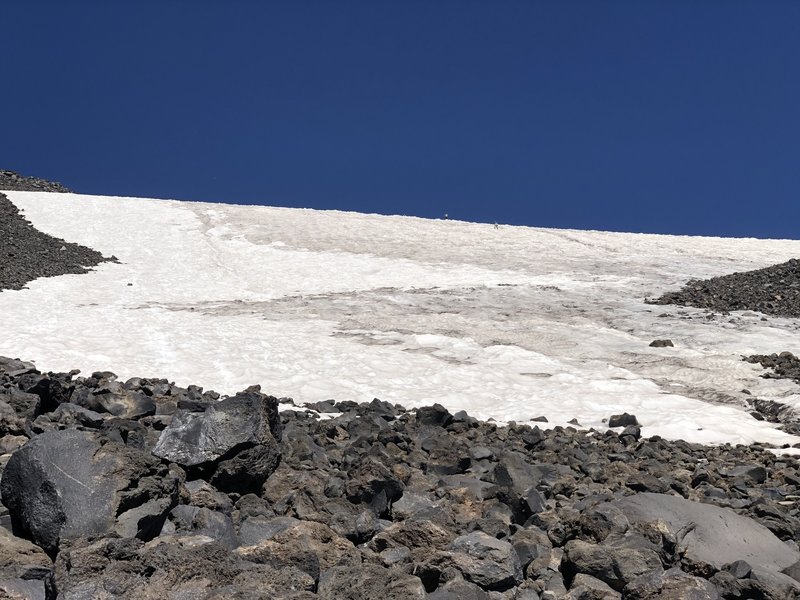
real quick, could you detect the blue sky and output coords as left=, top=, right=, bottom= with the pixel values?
left=3, top=1, right=799, bottom=238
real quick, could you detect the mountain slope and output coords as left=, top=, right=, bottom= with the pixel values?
left=2, top=190, right=800, bottom=445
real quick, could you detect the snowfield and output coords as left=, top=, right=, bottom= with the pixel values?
left=3, top=190, right=800, bottom=446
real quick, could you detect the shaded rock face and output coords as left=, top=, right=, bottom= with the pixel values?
left=0, top=191, right=115, bottom=292
left=4, top=357, right=800, bottom=598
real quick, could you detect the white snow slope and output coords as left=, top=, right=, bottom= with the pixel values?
left=3, top=191, right=800, bottom=447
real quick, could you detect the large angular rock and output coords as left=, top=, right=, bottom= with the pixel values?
left=0, top=357, right=37, bottom=378
left=0, top=388, right=41, bottom=420
left=613, top=493, right=800, bottom=573
left=152, top=391, right=281, bottom=467
left=1, top=429, right=176, bottom=554
left=447, top=531, right=523, bottom=591
left=209, top=442, right=281, bottom=494
left=0, top=400, right=25, bottom=436
left=624, top=567, right=721, bottom=599
left=317, top=564, right=427, bottom=599
left=562, top=540, right=663, bottom=592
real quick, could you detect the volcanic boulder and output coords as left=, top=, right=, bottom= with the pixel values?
left=152, top=390, right=282, bottom=493
left=0, top=429, right=179, bottom=555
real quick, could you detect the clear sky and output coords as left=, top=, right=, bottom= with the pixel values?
left=3, top=1, right=799, bottom=238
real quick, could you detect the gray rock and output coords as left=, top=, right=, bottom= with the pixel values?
left=750, top=565, right=800, bottom=598
left=392, top=491, right=439, bottom=520
left=578, top=503, right=629, bottom=543
left=623, top=567, right=721, bottom=599
left=237, top=515, right=299, bottom=546
left=608, top=413, right=639, bottom=428
left=510, top=526, right=552, bottom=576
left=723, top=464, right=767, bottom=484
left=1, top=429, right=172, bottom=554
left=184, top=479, right=233, bottom=514
left=0, top=400, right=25, bottom=436
left=163, top=505, right=238, bottom=549
left=209, top=441, right=281, bottom=494
left=613, top=492, right=800, bottom=574
left=428, top=578, right=491, bottom=599
left=0, top=578, right=46, bottom=600
left=317, top=564, right=427, bottom=599
left=416, top=404, right=453, bottom=427
left=115, top=498, right=174, bottom=540
left=649, top=339, right=674, bottom=348
left=566, top=573, right=622, bottom=599
left=448, top=531, right=523, bottom=591
left=152, top=392, right=281, bottom=467
left=235, top=520, right=360, bottom=582
left=1, top=388, right=40, bottom=420
left=0, top=527, right=51, bottom=583
left=562, top=539, right=662, bottom=592
left=0, top=434, right=28, bottom=455
left=50, top=403, right=105, bottom=428
left=0, top=357, right=37, bottom=378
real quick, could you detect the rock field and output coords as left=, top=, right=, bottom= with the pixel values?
left=649, top=258, right=800, bottom=318
left=1, top=358, right=800, bottom=599
left=3, top=172, right=800, bottom=598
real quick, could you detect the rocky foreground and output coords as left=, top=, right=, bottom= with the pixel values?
left=1, top=358, right=800, bottom=599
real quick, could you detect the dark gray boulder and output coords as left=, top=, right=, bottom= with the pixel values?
left=623, top=567, right=721, bottom=599
left=0, top=400, right=25, bottom=436
left=0, top=357, right=37, bottom=378
left=613, top=493, right=800, bottom=574
left=0, top=527, right=52, bottom=591
left=210, top=441, right=281, bottom=494
left=0, top=578, right=46, bottom=600
left=608, top=413, right=639, bottom=428
left=562, top=539, right=663, bottom=592
left=152, top=391, right=281, bottom=467
left=567, top=573, right=622, bottom=599
left=447, top=531, right=524, bottom=591
left=1, top=388, right=41, bottom=420
left=1, top=429, right=177, bottom=554
left=317, top=564, right=427, bottom=599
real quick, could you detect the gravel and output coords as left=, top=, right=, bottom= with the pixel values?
left=648, top=259, right=800, bottom=317
left=0, top=191, right=116, bottom=291
left=0, top=169, right=71, bottom=193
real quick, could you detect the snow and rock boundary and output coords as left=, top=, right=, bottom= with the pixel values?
left=2, top=358, right=800, bottom=598
left=0, top=191, right=116, bottom=292
left=649, top=258, right=800, bottom=318
left=0, top=170, right=71, bottom=194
